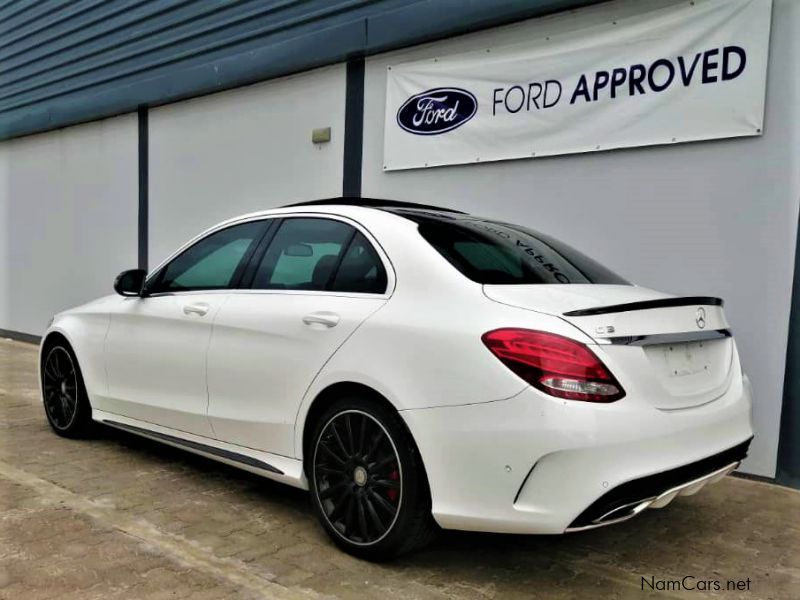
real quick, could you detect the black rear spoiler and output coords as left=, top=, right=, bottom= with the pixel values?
left=563, top=296, right=724, bottom=317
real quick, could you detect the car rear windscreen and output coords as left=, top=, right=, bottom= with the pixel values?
left=401, top=211, right=629, bottom=285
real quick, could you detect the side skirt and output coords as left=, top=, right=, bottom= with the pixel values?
left=107, top=420, right=283, bottom=473
left=93, top=410, right=308, bottom=490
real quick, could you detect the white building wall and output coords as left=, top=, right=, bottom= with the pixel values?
left=362, top=0, right=800, bottom=477
left=148, top=64, right=347, bottom=267
left=0, top=114, right=138, bottom=336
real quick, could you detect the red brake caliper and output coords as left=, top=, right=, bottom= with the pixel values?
left=387, top=467, right=399, bottom=502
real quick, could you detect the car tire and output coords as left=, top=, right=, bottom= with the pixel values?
left=308, top=396, right=436, bottom=560
left=41, top=340, right=95, bottom=438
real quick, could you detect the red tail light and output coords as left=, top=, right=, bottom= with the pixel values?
left=481, top=328, right=624, bottom=402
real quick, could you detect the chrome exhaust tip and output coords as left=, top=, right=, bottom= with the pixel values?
left=566, top=461, right=740, bottom=532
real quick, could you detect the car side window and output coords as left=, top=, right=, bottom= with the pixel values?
left=150, top=221, right=265, bottom=293
left=252, top=218, right=352, bottom=290
left=330, top=232, right=387, bottom=294
left=251, top=218, right=387, bottom=293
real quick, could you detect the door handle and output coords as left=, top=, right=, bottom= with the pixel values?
left=182, top=302, right=210, bottom=317
left=302, top=311, right=340, bottom=328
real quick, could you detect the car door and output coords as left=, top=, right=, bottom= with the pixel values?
left=103, top=219, right=268, bottom=436
left=206, top=216, right=391, bottom=456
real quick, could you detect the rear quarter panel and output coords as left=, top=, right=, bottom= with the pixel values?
left=293, top=281, right=595, bottom=458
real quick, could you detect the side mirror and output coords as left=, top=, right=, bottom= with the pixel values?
left=114, top=269, right=147, bottom=297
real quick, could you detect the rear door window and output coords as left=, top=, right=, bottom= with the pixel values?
left=251, top=218, right=387, bottom=293
left=330, top=232, right=387, bottom=294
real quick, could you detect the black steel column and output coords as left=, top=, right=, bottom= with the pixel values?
left=343, top=58, right=365, bottom=198
left=778, top=201, right=800, bottom=488
left=137, top=106, right=149, bottom=271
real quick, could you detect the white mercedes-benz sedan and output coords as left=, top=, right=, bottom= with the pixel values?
left=40, top=199, right=753, bottom=559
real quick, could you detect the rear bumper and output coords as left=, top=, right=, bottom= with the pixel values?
left=400, top=374, right=753, bottom=534
left=565, top=439, right=749, bottom=531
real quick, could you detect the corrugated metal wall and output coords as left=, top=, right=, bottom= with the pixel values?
left=0, top=0, right=599, bottom=140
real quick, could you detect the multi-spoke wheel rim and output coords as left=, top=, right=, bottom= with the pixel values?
left=42, top=347, right=78, bottom=430
left=313, top=410, right=402, bottom=546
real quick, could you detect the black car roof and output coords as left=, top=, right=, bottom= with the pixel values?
left=281, top=197, right=466, bottom=215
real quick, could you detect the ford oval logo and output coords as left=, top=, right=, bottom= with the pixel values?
left=396, top=87, right=478, bottom=135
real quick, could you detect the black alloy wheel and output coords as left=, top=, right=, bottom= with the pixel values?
left=309, top=397, right=436, bottom=560
left=41, top=342, right=93, bottom=437
left=43, top=346, right=78, bottom=430
left=314, top=410, right=402, bottom=545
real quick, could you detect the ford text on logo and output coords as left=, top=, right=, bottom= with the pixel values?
left=396, top=87, right=478, bottom=135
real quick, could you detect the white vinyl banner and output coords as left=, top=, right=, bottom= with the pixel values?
left=383, top=0, right=772, bottom=171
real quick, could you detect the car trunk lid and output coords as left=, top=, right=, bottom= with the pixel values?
left=483, top=284, right=733, bottom=409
